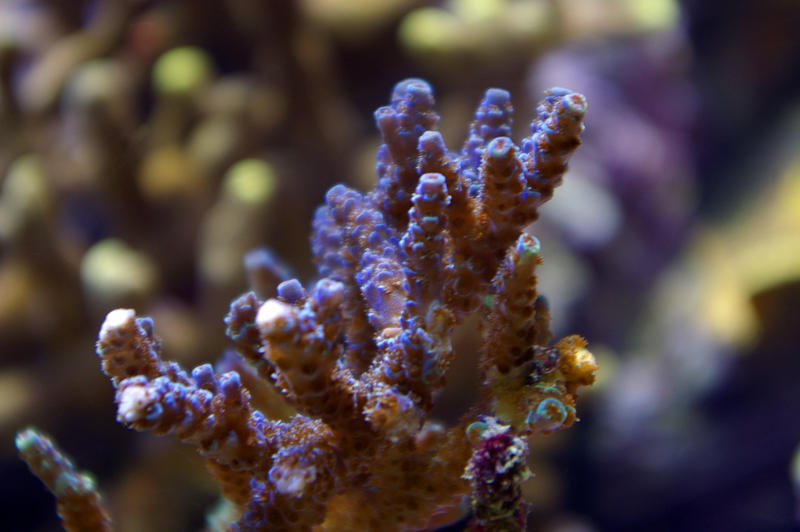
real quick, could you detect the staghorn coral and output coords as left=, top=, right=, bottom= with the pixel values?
left=19, top=79, right=595, bottom=531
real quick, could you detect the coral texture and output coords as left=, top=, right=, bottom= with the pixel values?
left=20, top=79, right=595, bottom=531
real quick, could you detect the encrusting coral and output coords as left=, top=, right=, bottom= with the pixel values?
left=17, top=79, right=596, bottom=531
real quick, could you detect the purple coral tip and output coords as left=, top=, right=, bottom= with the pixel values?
left=487, top=137, right=514, bottom=161
left=374, top=105, right=397, bottom=129
left=391, top=78, right=433, bottom=102
left=483, top=88, right=511, bottom=107
left=312, top=278, right=345, bottom=308
left=418, top=130, right=446, bottom=154
left=192, top=364, right=218, bottom=391
left=277, top=279, right=305, bottom=303
left=546, top=87, right=572, bottom=98
left=219, top=371, right=243, bottom=400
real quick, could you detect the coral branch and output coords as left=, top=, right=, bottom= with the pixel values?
left=483, top=234, right=550, bottom=377
left=225, top=291, right=272, bottom=382
left=311, top=185, right=385, bottom=373
left=372, top=79, right=440, bottom=226
left=401, top=172, right=451, bottom=304
left=461, top=88, right=515, bottom=194
left=255, top=279, right=346, bottom=412
left=96, top=308, right=170, bottom=385
left=16, top=428, right=112, bottom=532
left=114, top=368, right=272, bottom=470
left=521, top=89, right=588, bottom=211
left=446, top=88, right=587, bottom=315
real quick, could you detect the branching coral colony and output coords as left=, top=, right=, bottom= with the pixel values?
left=18, top=79, right=596, bottom=531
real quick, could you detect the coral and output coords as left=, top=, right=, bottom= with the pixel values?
left=463, top=418, right=531, bottom=532
left=16, top=428, right=112, bottom=532
left=19, top=79, right=595, bottom=531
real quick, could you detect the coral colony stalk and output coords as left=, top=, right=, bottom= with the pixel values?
left=17, top=79, right=595, bottom=531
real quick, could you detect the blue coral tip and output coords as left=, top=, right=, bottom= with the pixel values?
left=277, top=279, right=305, bottom=303
left=219, top=371, right=243, bottom=396
left=137, top=317, right=155, bottom=337
left=374, top=105, right=396, bottom=125
left=325, top=184, right=349, bottom=203
left=192, top=364, right=217, bottom=388
left=483, top=88, right=511, bottom=106
left=546, top=87, right=572, bottom=97
left=312, top=278, right=345, bottom=307
left=392, top=78, right=433, bottom=101
left=418, top=130, right=446, bottom=152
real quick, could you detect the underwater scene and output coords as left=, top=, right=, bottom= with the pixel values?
left=1, top=1, right=799, bottom=531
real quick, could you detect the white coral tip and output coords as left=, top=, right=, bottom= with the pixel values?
left=100, top=308, right=135, bottom=339
left=117, top=384, right=157, bottom=423
left=256, top=299, right=295, bottom=336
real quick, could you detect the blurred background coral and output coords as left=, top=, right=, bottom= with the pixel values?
left=1, top=0, right=799, bottom=530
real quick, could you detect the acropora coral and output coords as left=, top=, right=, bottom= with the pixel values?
left=18, top=78, right=595, bottom=531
